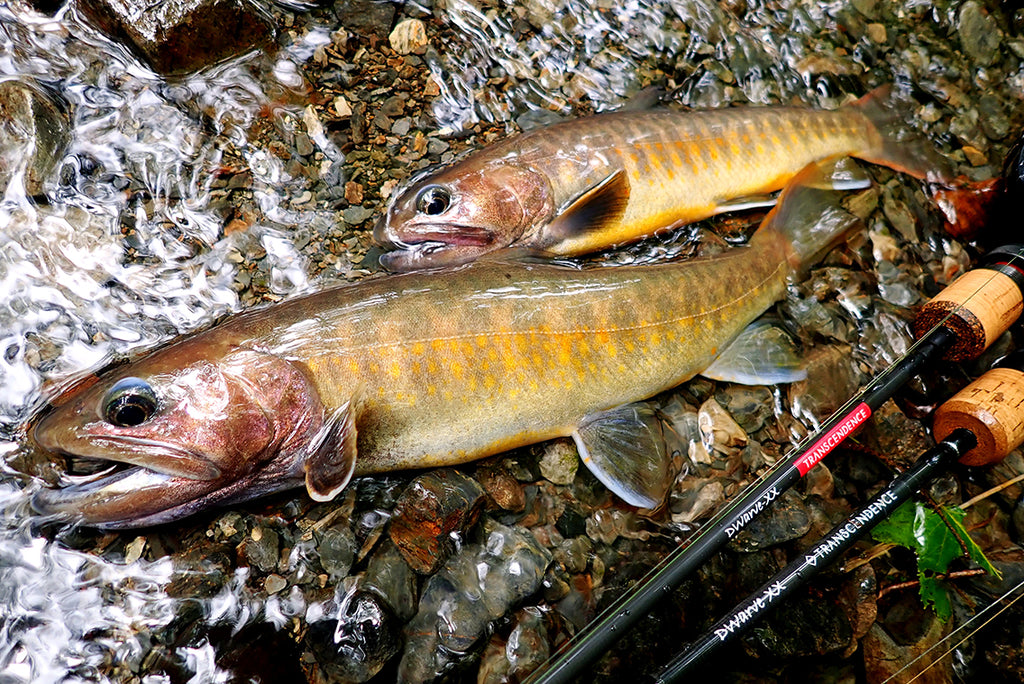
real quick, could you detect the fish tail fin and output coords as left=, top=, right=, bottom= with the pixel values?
left=755, top=158, right=867, bottom=276
left=848, top=85, right=953, bottom=183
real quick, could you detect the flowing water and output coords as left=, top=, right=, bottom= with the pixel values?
left=1, top=1, right=1023, bottom=682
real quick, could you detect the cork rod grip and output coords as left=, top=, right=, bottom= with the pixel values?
left=913, top=269, right=1024, bottom=361
left=933, top=368, right=1024, bottom=466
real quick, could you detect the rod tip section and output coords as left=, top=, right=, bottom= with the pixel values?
left=933, top=368, right=1024, bottom=466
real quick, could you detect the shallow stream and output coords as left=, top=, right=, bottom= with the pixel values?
left=2, top=1, right=1024, bottom=682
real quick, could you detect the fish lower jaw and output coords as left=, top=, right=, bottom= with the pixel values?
left=380, top=241, right=468, bottom=270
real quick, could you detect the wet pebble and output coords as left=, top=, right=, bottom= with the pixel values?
left=398, top=519, right=551, bottom=683
left=731, top=489, right=811, bottom=551
left=715, top=385, right=774, bottom=434
left=958, top=1, right=1002, bottom=67
left=672, top=479, right=725, bottom=525
left=698, top=397, right=747, bottom=454
left=389, top=18, right=428, bottom=55
left=316, top=523, right=356, bottom=581
left=476, top=463, right=526, bottom=512
left=863, top=596, right=953, bottom=683
left=342, top=205, right=374, bottom=224
left=306, top=588, right=402, bottom=683
left=388, top=469, right=486, bottom=574
left=859, top=400, right=932, bottom=471
left=362, top=540, right=418, bottom=621
left=539, top=439, right=579, bottom=485
left=239, top=526, right=281, bottom=574
left=477, top=607, right=550, bottom=684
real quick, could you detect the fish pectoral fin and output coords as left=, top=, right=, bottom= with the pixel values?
left=543, top=169, right=631, bottom=247
left=304, top=401, right=359, bottom=502
left=713, top=192, right=778, bottom=214
left=573, top=403, right=679, bottom=509
left=702, top=319, right=807, bottom=385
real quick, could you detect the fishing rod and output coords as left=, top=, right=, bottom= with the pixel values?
left=655, top=355, right=1024, bottom=682
left=526, top=244, right=1024, bottom=684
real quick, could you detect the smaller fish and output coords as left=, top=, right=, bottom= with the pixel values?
left=375, top=90, right=948, bottom=271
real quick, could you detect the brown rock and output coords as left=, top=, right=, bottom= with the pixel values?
left=476, top=463, right=526, bottom=512
left=77, top=0, right=275, bottom=75
left=388, top=469, right=486, bottom=574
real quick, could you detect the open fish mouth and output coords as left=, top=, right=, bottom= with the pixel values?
left=30, top=454, right=236, bottom=530
left=377, top=232, right=498, bottom=270
left=34, top=425, right=224, bottom=481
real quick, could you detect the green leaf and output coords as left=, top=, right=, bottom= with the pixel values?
left=871, top=500, right=1001, bottom=622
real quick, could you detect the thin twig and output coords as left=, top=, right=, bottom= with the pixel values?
left=877, top=568, right=987, bottom=600
left=960, top=471, right=1024, bottom=510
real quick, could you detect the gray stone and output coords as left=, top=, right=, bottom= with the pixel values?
left=539, top=439, right=579, bottom=485
left=342, top=205, right=374, bottom=224
left=957, top=1, right=1002, bottom=67
left=362, top=540, right=418, bottom=621
left=239, top=526, right=280, bottom=574
left=316, top=524, right=356, bottom=580
left=77, top=0, right=275, bottom=75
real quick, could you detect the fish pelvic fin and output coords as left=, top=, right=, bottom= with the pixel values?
left=542, top=169, right=631, bottom=253
left=304, top=398, right=360, bottom=502
left=702, top=319, right=807, bottom=385
left=755, top=159, right=865, bottom=275
left=849, top=86, right=953, bottom=183
left=573, top=403, right=680, bottom=509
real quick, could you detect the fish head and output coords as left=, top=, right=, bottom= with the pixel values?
left=374, top=161, right=553, bottom=270
left=30, top=345, right=329, bottom=528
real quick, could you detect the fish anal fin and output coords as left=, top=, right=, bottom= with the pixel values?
left=573, top=403, right=678, bottom=509
left=544, top=170, right=631, bottom=247
left=702, top=319, right=807, bottom=385
left=304, top=400, right=359, bottom=502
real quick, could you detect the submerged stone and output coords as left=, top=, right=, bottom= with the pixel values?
left=306, top=589, right=402, bottom=683
left=0, top=79, right=69, bottom=198
left=362, top=540, right=418, bottom=622
left=398, top=519, right=551, bottom=683
left=388, top=469, right=486, bottom=574
left=77, top=0, right=275, bottom=75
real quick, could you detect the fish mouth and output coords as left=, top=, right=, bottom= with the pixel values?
left=376, top=230, right=498, bottom=271
left=35, top=427, right=224, bottom=481
left=31, top=463, right=226, bottom=529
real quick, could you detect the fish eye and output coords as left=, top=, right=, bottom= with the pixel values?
left=416, top=185, right=452, bottom=216
left=101, top=377, right=158, bottom=427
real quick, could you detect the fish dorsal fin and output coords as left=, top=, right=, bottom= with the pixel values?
left=572, top=402, right=677, bottom=509
left=543, top=170, right=631, bottom=248
left=304, top=399, right=360, bottom=502
left=702, top=319, right=807, bottom=385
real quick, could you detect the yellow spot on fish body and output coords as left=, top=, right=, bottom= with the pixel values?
left=387, top=361, right=401, bottom=379
left=412, top=342, right=425, bottom=355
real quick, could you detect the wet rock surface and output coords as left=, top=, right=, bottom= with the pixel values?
left=0, top=79, right=68, bottom=198
left=78, top=0, right=275, bottom=75
left=2, top=0, right=1024, bottom=683
left=388, top=469, right=486, bottom=575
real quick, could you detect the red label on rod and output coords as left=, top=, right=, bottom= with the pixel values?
left=794, top=403, right=872, bottom=476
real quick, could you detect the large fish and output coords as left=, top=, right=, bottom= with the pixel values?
left=375, top=92, right=947, bottom=270
left=31, top=163, right=857, bottom=529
